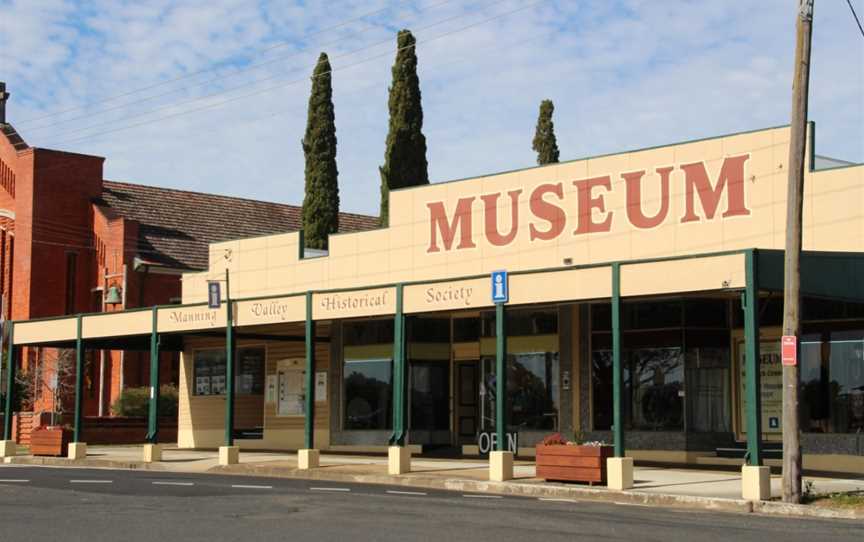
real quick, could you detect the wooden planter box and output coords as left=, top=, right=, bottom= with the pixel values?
left=30, top=426, right=72, bottom=457
left=536, top=444, right=614, bottom=485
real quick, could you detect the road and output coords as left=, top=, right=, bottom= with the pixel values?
left=0, top=466, right=859, bottom=542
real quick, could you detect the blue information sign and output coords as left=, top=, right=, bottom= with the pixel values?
left=491, top=270, right=508, bottom=304
left=207, top=281, right=221, bottom=309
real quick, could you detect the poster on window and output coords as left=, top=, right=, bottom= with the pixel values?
left=195, top=376, right=211, bottom=395
left=211, top=375, right=227, bottom=395
left=738, top=340, right=782, bottom=435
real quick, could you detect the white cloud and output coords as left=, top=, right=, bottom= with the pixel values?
left=1, top=0, right=861, bottom=217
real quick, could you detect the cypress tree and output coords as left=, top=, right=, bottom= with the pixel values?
left=378, top=29, right=429, bottom=227
left=301, top=52, right=339, bottom=250
left=532, top=99, right=560, bottom=165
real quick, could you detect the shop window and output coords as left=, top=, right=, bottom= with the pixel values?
left=453, top=317, right=480, bottom=342
left=410, top=362, right=449, bottom=431
left=343, top=320, right=394, bottom=430
left=193, top=347, right=264, bottom=396
left=481, top=308, right=558, bottom=337
left=481, top=352, right=560, bottom=431
left=684, top=299, right=728, bottom=328
left=685, top=329, right=731, bottom=433
left=800, top=330, right=864, bottom=433
left=627, top=347, right=684, bottom=430
left=407, top=317, right=450, bottom=343
left=344, top=359, right=392, bottom=430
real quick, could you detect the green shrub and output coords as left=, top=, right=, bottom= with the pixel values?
left=110, top=384, right=178, bottom=418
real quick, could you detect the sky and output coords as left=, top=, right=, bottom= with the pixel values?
left=1, top=0, right=862, bottom=217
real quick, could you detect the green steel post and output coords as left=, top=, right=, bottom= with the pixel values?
left=146, top=306, right=160, bottom=444
left=744, top=250, right=763, bottom=466
left=612, top=263, right=624, bottom=458
left=224, top=269, right=235, bottom=447
left=73, top=315, right=84, bottom=443
left=304, top=291, right=315, bottom=450
left=389, top=284, right=405, bottom=446
left=495, top=302, right=507, bottom=451
left=3, top=323, right=15, bottom=441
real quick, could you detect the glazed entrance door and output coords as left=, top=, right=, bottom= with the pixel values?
left=455, top=360, right=480, bottom=444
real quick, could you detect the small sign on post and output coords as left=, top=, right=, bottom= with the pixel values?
left=207, top=281, right=221, bottom=309
left=491, top=270, right=508, bottom=304
left=781, top=335, right=797, bottom=366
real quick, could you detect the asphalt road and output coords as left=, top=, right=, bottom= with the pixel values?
left=0, top=465, right=860, bottom=542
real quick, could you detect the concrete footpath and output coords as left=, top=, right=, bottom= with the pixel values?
left=4, top=445, right=863, bottom=520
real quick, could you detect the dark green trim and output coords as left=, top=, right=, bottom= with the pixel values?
left=298, top=230, right=305, bottom=260
left=808, top=121, right=816, bottom=173
left=495, top=302, right=507, bottom=452
left=304, top=291, right=315, bottom=450
left=391, top=125, right=791, bottom=194
left=611, top=263, right=624, bottom=458
left=73, top=315, right=84, bottom=443
left=146, top=307, right=160, bottom=444
left=743, top=250, right=763, bottom=466
left=223, top=270, right=235, bottom=447
left=389, top=284, right=406, bottom=446
left=2, top=323, right=15, bottom=441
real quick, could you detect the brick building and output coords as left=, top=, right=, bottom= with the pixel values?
left=0, top=82, right=377, bottom=419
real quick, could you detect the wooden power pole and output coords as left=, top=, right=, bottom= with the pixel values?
left=782, top=0, right=814, bottom=504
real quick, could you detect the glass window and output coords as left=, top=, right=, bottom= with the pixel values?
left=410, top=362, right=450, bottom=431
left=481, top=308, right=558, bottom=337
left=408, top=317, right=450, bottom=343
left=627, top=347, right=684, bottom=430
left=481, top=352, right=560, bottom=431
left=801, top=330, right=864, bottom=433
left=193, top=347, right=264, bottom=396
left=453, top=317, right=480, bottom=342
left=344, top=359, right=392, bottom=430
left=343, top=319, right=394, bottom=346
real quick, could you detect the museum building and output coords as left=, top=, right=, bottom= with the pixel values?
left=3, top=122, right=863, bottom=475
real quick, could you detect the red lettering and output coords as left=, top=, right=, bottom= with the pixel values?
left=427, top=197, right=476, bottom=253
left=573, top=176, right=613, bottom=234
left=680, top=154, right=750, bottom=223
left=481, top=189, right=522, bottom=246
left=529, top=183, right=566, bottom=241
left=623, top=167, right=672, bottom=229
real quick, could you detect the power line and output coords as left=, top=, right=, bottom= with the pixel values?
left=49, top=0, right=546, bottom=148
left=16, top=0, right=422, bottom=125
left=847, top=0, right=864, bottom=38
left=22, top=0, right=461, bottom=134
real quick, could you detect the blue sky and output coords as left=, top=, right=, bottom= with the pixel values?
left=1, top=0, right=862, bottom=216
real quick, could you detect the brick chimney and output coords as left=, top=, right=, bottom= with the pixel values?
left=0, top=82, right=8, bottom=124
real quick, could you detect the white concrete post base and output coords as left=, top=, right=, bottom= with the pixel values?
left=143, top=443, right=162, bottom=463
left=607, top=457, right=634, bottom=490
left=489, top=451, right=514, bottom=482
left=298, top=449, right=320, bottom=470
left=219, top=445, right=240, bottom=466
left=0, top=440, right=16, bottom=458
left=741, top=465, right=771, bottom=501
left=388, top=446, right=411, bottom=475
left=68, top=442, right=88, bottom=460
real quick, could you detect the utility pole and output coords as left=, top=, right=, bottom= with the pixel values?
left=782, top=0, right=814, bottom=504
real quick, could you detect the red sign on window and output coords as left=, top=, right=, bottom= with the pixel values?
left=781, top=335, right=797, bottom=367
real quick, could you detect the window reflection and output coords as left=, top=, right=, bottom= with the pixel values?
left=801, top=331, right=864, bottom=434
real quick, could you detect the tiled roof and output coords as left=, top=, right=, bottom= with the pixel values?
left=1, top=123, right=29, bottom=151
left=99, top=180, right=379, bottom=271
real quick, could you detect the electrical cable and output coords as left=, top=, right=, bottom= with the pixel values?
left=22, top=0, right=462, bottom=133
left=16, top=0, right=425, bottom=125
left=42, top=0, right=512, bottom=145
left=847, top=0, right=864, bottom=38
left=47, top=0, right=547, bottom=148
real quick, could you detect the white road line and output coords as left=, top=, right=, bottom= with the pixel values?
left=613, top=501, right=651, bottom=507
left=0, top=479, right=29, bottom=483
left=152, top=481, right=195, bottom=487
left=310, top=487, right=351, bottom=492
left=70, top=480, right=113, bottom=484
left=539, top=498, right=578, bottom=503
left=386, top=490, right=427, bottom=496
left=462, top=494, right=503, bottom=499
left=230, top=484, right=273, bottom=489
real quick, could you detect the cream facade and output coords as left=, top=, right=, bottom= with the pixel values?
left=8, top=124, right=864, bottom=473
